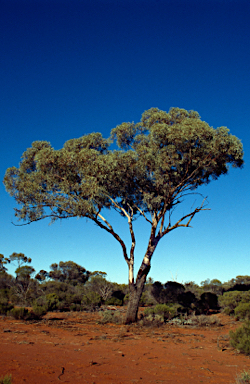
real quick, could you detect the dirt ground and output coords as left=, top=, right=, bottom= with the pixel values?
left=1, top=310, right=250, bottom=384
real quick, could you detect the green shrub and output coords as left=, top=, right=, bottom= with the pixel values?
left=0, top=374, right=12, bottom=384
left=0, top=298, right=13, bottom=315
left=154, top=304, right=178, bottom=319
left=144, top=304, right=178, bottom=320
left=8, top=307, right=30, bottom=320
left=98, top=310, right=123, bottom=324
left=230, top=321, right=250, bottom=355
left=235, top=303, right=250, bottom=321
left=45, top=293, right=59, bottom=311
left=105, top=297, right=123, bottom=306
left=233, top=370, right=250, bottom=383
left=31, top=304, right=47, bottom=319
left=7, top=306, right=45, bottom=320
left=143, top=307, right=155, bottom=316
left=219, top=291, right=250, bottom=315
left=139, top=291, right=155, bottom=306
left=139, top=313, right=164, bottom=327
left=82, top=291, right=101, bottom=310
left=123, top=293, right=130, bottom=305
left=189, top=314, right=221, bottom=327
left=69, top=303, right=81, bottom=312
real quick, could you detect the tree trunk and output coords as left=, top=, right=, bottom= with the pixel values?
left=125, top=266, right=149, bottom=324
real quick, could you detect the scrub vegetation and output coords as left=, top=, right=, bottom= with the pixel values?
left=1, top=252, right=250, bottom=356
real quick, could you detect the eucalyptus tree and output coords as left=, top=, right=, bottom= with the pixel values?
left=3, top=107, right=243, bottom=323
left=38, top=261, right=91, bottom=286
left=0, top=254, right=9, bottom=273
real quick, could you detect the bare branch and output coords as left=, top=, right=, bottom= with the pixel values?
left=161, top=198, right=210, bottom=237
left=134, top=204, right=153, bottom=225
left=91, top=215, right=130, bottom=266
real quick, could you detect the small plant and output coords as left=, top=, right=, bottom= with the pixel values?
left=82, top=292, right=101, bottom=311
left=139, top=313, right=164, bottom=327
left=189, top=314, right=221, bottom=327
left=45, top=293, right=59, bottom=311
left=8, top=307, right=30, bottom=320
left=219, top=291, right=250, bottom=315
left=31, top=304, right=47, bottom=319
left=0, top=299, right=13, bottom=315
left=235, top=303, right=250, bottom=321
left=233, top=369, right=250, bottom=383
left=98, top=310, right=123, bottom=324
left=0, top=374, right=12, bottom=384
left=69, top=303, right=81, bottom=312
left=105, top=297, right=123, bottom=306
left=230, top=321, right=250, bottom=355
left=144, top=304, right=178, bottom=320
left=8, top=306, right=46, bottom=320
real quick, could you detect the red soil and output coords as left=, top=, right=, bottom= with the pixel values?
left=0, top=311, right=249, bottom=384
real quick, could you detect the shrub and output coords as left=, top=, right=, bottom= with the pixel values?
left=105, top=297, right=123, bottom=306
left=69, top=303, right=81, bottom=312
left=153, top=304, right=178, bottom=319
left=45, top=293, right=59, bottom=311
left=143, top=307, right=155, bottom=316
left=82, top=291, right=101, bottom=310
left=8, top=306, right=46, bottom=320
left=151, top=281, right=185, bottom=304
left=31, top=304, right=47, bottom=319
left=0, top=374, right=12, bottom=384
left=219, top=291, right=250, bottom=315
left=233, top=370, right=250, bottom=384
left=230, top=321, right=250, bottom=355
left=143, top=303, right=179, bottom=322
left=235, top=303, right=250, bottom=321
left=123, top=293, right=130, bottom=305
left=8, top=307, right=30, bottom=320
left=0, top=298, right=13, bottom=315
left=139, top=313, right=164, bottom=327
left=189, top=314, right=221, bottom=327
left=98, top=310, right=123, bottom=324
left=139, top=291, right=155, bottom=306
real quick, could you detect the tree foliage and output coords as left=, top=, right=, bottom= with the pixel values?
left=0, top=254, right=9, bottom=273
left=37, top=261, right=91, bottom=286
left=3, top=107, right=244, bottom=322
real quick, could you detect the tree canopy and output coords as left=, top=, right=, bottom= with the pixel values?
left=35, top=261, right=91, bottom=285
left=3, top=107, right=244, bottom=322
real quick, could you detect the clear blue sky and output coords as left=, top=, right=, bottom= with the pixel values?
left=1, top=0, right=250, bottom=285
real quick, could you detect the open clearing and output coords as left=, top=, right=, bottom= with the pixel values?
left=0, top=311, right=249, bottom=383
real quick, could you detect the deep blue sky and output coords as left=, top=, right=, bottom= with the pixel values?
left=1, top=0, right=250, bottom=285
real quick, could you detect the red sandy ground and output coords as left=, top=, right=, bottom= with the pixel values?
left=0, top=311, right=250, bottom=384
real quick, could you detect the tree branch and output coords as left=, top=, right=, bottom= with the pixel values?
left=162, top=198, right=210, bottom=237
left=92, top=214, right=130, bottom=266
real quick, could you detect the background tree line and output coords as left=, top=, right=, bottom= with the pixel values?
left=1, top=252, right=250, bottom=324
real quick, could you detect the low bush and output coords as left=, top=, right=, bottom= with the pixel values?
left=8, top=307, right=30, bottom=320
left=233, top=369, right=250, bottom=384
left=45, top=293, right=60, bottom=311
left=144, top=304, right=179, bottom=320
left=0, top=298, right=13, bottom=315
left=8, top=305, right=46, bottom=320
left=82, top=291, right=101, bottom=311
left=139, top=313, right=164, bottom=327
left=188, top=314, right=221, bottom=327
left=105, top=297, right=123, bottom=306
left=31, top=304, right=47, bottom=319
left=98, top=310, right=123, bottom=324
left=0, top=374, right=12, bottom=384
left=235, top=303, right=250, bottom=321
left=69, top=303, right=81, bottom=312
left=230, top=321, right=250, bottom=355
left=219, top=291, right=250, bottom=315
